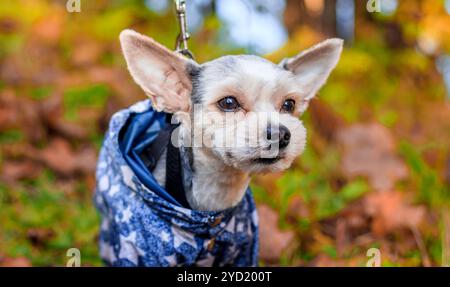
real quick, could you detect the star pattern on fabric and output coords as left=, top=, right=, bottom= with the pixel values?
left=219, top=244, right=241, bottom=267
left=121, top=165, right=136, bottom=190
left=98, top=175, right=109, bottom=191
left=252, top=209, right=259, bottom=225
left=100, top=218, right=109, bottom=231
left=237, top=222, right=245, bottom=233
left=160, top=230, right=170, bottom=242
left=225, top=215, right=236, bottom=233
left=98, top=161, right=107, bottom=169
left=171, top=225, right=197, bottom=249
left=118, top=231, right=145, bottom=265
left=96, top=193, right=104, bottom=207
left=100, top=240, right=117, bottom=263
left=121, top=206, right=133, bottom=223
left=195, top=253, right=215, bottom=267
left=108, top=184, right=120, bottom=197
left=163, top=254, right=177, bottom=266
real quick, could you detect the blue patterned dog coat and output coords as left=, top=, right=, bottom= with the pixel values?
left=95, top=100, right=259, bottom=266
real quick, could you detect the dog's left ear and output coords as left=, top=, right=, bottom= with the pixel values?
left=281, top=38, right=343, bottom=101
left=120, top=29, right=198, bottom=113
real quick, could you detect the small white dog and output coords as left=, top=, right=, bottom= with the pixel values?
left=120, top=29, right=343, bottom=212
left=95, top=29, right=343, bottom=266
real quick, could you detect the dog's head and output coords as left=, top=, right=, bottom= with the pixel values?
left=120, top=29, right=342, bottom=174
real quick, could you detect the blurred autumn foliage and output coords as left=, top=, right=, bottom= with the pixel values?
left=0, top=0, right=449, bottom=266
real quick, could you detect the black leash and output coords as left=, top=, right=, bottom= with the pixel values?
left=141, top=115, right=190, bottom=208
left=164, top=124, right=190, bottom=208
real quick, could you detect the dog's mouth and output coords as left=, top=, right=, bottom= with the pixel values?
left=254, top=155, right=284, bottom=165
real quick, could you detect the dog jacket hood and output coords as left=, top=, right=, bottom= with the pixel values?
left=95, top=100, right=259, bottom=266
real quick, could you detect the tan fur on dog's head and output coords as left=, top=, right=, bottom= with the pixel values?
left=120, top=29, right=342, bottom=210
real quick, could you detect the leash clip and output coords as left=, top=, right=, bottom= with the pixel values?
left=174, top=0, right=194, bottom=59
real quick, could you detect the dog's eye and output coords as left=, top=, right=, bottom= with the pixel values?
left=281, top=99, right=295, bottom=113
left=217, top=96, right=240, bottom=112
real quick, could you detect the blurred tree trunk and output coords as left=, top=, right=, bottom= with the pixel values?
left=284, top=0, right=336, bottom=37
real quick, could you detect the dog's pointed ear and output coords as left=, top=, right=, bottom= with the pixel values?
left=120, top=29, right=198, bottom=113
left=281, top=38, right=343, bottom=100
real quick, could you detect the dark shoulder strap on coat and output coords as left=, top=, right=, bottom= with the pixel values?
left=164, top=124, right=190, bottom=208
left=141, top=114, right=190, bottom=208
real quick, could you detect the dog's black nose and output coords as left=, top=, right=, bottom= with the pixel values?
left=266, top=124, right=291, bottom=149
